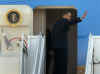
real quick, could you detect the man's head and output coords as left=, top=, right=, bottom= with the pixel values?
left=62, top=12, right=72, bottom=21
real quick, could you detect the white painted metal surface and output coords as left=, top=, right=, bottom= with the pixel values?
left=85, top=34, right=100, bottom=74
left=0, top=5, right=33, bottom=74
left=0, top=5, right=33, bottom=27
left=0, top=5, right=45, bottom=74
left=0, top=55, right=20, bottom=74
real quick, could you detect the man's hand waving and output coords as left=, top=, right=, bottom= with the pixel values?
left=81, top=11, right=88, bottom=19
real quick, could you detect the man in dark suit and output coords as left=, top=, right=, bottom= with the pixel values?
left=51, top=11, right=87, bottom=74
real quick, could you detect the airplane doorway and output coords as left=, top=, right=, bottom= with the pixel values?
left=33, top=6, right=77, bottom=74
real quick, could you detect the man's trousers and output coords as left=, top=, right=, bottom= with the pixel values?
left=53, top=48, right=68, bottom=74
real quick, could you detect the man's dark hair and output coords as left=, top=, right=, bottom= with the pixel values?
left=56, top=10, right=72, bottom=21
left=62, top=10, right=72, bottom=16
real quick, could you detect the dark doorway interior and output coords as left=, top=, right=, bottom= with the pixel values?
left=46, top=9, right=77, bottom=74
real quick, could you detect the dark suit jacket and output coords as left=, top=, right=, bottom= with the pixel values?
left=51, top=17, right=82, bottom=48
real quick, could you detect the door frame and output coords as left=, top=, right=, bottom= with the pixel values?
left=33, top=6, right=77, bottom=74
